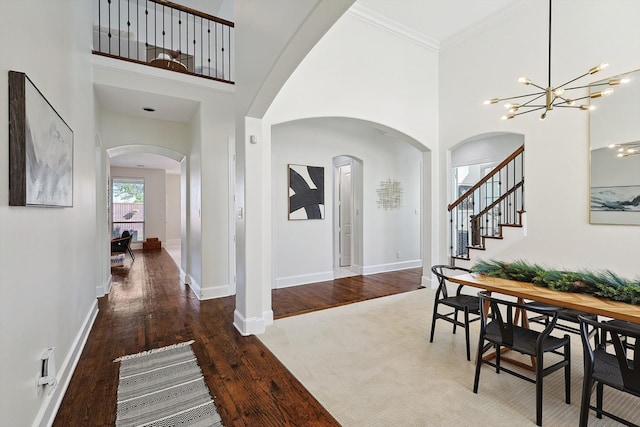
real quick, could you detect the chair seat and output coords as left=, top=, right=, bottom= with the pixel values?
left=592, top=348, right=626, bottom=390
left=485, top=321, right=570, bottom=356
left=526, top=302, right=597, bottom=337
left=440, top=294, right=480, bottom=313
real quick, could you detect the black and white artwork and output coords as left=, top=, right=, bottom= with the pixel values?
left=288, top=164, right=324, bottom=220
left=590, top=186, right=640, bottom=211
left=9, top=71, right=73, bottom=207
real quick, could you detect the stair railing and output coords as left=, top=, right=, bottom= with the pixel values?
left=448, top=145, right=525, bottom=261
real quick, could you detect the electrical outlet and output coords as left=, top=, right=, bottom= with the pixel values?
left=396, top=251, right=401, bottom=259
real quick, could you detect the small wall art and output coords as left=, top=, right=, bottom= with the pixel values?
left=9, top=71, right=73, bottom=207
left=377, top=178, right=403, bottom=210
left=288, top=164, right=324, bottom=220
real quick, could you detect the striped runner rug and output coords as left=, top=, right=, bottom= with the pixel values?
left=114, top=341, right=223, bottom=427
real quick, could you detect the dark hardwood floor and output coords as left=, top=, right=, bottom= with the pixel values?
left=53, top=249, right=423, bottom=426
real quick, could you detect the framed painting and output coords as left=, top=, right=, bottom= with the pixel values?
left=288, top=164, right=324, bottom=220
left=9, top=71, right=73, bottom=207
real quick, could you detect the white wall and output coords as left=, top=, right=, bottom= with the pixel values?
left=0, top=1, right=97, bottom=426
left=263, top=6, right=439, bottom=288
left=166, top=173, right=181, bottom=241
left=265, top=9, right=439, bottom=146
left=273, top=119, right=421, bottom=287
left=439, top=0, right=640, bottom=276
left=111, top=167, right=168, bottom=243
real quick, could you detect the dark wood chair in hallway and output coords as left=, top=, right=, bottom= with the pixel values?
left=111, top=230, right=135, bottom=261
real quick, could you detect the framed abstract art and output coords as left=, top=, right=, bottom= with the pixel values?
left=288, top=164, right=324, bottom=220
left=9, top=71, right=73, bottom=207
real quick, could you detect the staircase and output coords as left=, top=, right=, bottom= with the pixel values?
left=449, top=145, right=525, bottom=267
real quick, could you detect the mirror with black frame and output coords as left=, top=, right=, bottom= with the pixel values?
left=589, top=68, right=640, bottom=225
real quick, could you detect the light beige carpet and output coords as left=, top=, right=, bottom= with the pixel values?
left=259, top=288, right=638, bottom=426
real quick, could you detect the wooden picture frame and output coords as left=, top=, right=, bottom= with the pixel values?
left=9, top=71, right=73, bottom=207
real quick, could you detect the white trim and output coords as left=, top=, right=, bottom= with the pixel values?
left=275, top=271, right=334, bottom=289
left=233, top=309, right=270, bottom=336
left=361, top=259, right=422, bottom=276
left=36, top=300, right=99, bottom=427
left=422, top=275, right=435, bottom=289
left=92, top=55, right=234, bottom=95
left=97, top=274, right=113, bottom=297
left=347, top=3, right=439, bottom=52
left=200, top=284, right=234, bottom=300
left=187, top=276, right=201, bottom=298
left=440, top=1, right=526, bottom=51
left=228, top=137, right=237, bottom=296
left=179, top=270, right=190, bottom=286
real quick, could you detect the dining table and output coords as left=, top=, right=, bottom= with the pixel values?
left=448, top=272, right=640, bottom=324
left=448, top=272, right=640, bottom=370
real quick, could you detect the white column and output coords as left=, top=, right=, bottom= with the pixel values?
left=234, top=116, right=273, bottom=335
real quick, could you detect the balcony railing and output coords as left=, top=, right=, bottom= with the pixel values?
left=93, top=0, right=234, bottom=84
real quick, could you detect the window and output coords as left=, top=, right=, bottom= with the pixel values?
left=112, top=178, right=145, bottom=242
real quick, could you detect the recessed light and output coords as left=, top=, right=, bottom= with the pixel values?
left=143, top=107, right=155, bottom=112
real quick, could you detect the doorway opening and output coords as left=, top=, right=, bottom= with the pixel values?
left=333, top=155, right=363, bottom=278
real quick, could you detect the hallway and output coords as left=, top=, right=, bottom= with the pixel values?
left=53, top=249, right=422, bottom=425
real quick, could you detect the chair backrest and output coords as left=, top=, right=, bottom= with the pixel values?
left=477, top=291, right=561, bottom=347
left=430, top=265, right=470, bottom=299
left=579, top=315, right=640, bottom=393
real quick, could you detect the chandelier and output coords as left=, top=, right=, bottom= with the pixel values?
left=608, top=141, right=640, bottom=157
left=483, top=0, right=627, bottom=120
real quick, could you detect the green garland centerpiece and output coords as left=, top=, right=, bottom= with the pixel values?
left=470, top=259, right=640, bottom=305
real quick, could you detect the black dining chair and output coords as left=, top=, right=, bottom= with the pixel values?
left=473, top=291, right=571, bottom=426
left=578, top=315, right=640, bottom=427
left=429, top=265, right=480, bottom=361
left=527, top=301, right=598, bottom=337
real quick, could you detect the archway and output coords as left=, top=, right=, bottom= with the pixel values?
left=106, top=145, right=186, bottom=280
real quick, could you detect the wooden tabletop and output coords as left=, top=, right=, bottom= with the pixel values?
left=449, top=273, right=640, bottom=324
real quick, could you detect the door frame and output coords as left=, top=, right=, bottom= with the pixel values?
left=333, top=155, right=363, bottom=275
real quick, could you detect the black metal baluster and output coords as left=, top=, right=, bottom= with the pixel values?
left=118, top=0, right=121, bottom=56
left=98, top=0, right=102, bottom=52
left=136, top=0, right=139, bottom=60
left=215, top=22, right=219, bottom=78
left=161, top=4, right=165, bottom=53
left=207, top=21, right=211, bottom=76
left=145, top=1, right=149, bottom=61
left=154, top=1, right=157, bottom=58
left=192, top=14, right=196, bottom=70
left=126, top=0, right=130, bottom=58
left=170, top=8, right=173, bottom=57
left=107, top=0, right=112, bottom=54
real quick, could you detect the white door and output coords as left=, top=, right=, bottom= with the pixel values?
left=339, top=164, right=352, bottom=267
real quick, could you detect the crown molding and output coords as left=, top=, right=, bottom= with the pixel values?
left=347, top=3, right=440, bottom=52
left=440, top=1, right=528, bottom=51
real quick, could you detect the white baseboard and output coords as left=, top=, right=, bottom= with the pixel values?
left=275, top=270, right=334, bottom=289
left=200, top=284, right=234, bottom=299
left=233, top=309, right=273, bottom=336
left=361, top=259, right=422, bottom=275
left=422, top=275, right=435, bottom=289
left=96, top=274, right=112, bottom=297
left=36, top=300, right=99, bottom=427
left=179, top=269, right=190, bottom=286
